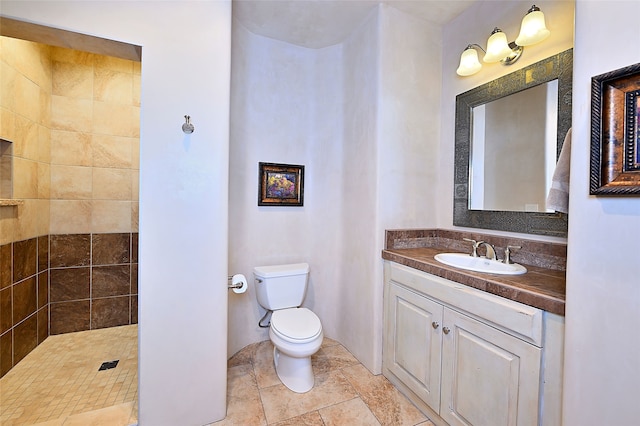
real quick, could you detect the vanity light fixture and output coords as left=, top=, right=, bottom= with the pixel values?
left=456, top=4, right=550, bottom=77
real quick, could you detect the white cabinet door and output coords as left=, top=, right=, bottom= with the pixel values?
left=385, top=282, right=443, bottom=410
left=440, top=308, right=542, bottom=426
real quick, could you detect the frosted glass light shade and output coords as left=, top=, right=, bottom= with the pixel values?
left=483, top=29, right=514, bottom=63
left=515, top=9, right=550, bottom=46
left=456, top=47, right=482, bottom=76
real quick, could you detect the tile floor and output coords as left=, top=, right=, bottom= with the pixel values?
left=0, top=325, right=434, bottom=426
left=0, top=325, right=138, bottom=426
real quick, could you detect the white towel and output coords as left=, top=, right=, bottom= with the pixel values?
left=546, top=128, right=571, bottom=213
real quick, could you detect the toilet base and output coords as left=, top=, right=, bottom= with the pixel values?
left=273, top=347, right=314, bottom=393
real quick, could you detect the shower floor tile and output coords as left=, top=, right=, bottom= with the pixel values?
left=0, top=325, right=137, bottom=426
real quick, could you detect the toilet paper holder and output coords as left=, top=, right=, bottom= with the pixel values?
left=227, top=275, right=244, bottom=289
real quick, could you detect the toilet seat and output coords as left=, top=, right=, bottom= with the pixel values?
left=271, top=308, right=322, bottom=343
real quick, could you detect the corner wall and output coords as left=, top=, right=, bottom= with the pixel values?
left=228, top=4, right=442, bottom=374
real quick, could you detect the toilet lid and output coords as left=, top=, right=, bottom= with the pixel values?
left=271, top=308, right=322, bottom=341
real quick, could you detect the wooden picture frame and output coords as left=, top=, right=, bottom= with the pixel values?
left=590, top=62, right=640, bottom=195
left=258, top=162, right=304, bottom=206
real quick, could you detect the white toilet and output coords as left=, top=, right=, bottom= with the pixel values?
left=253, top=263, right=323, bottom=393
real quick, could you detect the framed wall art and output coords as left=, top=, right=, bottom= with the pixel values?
left=258, top=162, right=304, bottom=206
left=590, top=62, right=640, bottom=195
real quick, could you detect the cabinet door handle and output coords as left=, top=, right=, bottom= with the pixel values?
left=432, top=321, right=439, bottom=329
left=443, top=327, right=451, bottom=335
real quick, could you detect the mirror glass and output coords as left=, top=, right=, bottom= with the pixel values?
left=454, top=49, right=572, bottom=237
left=469, top=80, right=558, bottom=212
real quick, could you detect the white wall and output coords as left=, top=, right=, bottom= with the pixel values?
left=228, top=4, right=439, bottom=374
left=563, top=1, right=640, bottom=423
left=228, top=18, right=344, bottom=357
left=440, top=0, right=575, bottom=240
left=1, top=2, right=231, bottom=425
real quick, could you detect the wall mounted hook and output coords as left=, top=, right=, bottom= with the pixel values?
left=182, top=115, right=194, bottom=134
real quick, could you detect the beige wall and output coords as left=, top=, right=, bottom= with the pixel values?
left=0, top=36, right=140, bottom=243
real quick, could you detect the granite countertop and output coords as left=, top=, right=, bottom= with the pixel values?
left=382, top=229, right=567, bottom=316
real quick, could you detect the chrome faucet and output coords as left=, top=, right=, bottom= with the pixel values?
left=463, top=238, right=482, bottom=257
left=503, top=245, right=521, bottom=264
left=479, top=242, right=497, bottom=261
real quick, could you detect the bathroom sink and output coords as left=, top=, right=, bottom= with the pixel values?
left=434, top=253, right=527, bottom=275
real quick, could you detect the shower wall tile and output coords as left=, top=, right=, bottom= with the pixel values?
left=0, top=329, right=12, bottom=376
left=13, top=277, right=37, bottom=324
left=50, top=234, right=90, bottom=267
left=1, top=59, right=18, bottom=110
left=14, top=73, right=41, bottom=124
left=13, top=238, right=36, bottom=282
left=12, top=157, right=38, bottom=198
left=37, top=113, right=51, bottom=160
left=50, top=200, right=92, bottom=234
left=92, top=102, right=140, bottom=138
left=132, top=233, right=138, bottom=263
left=8, top=38, right=51, bottom=89
left=131, top=202, right=139, bottom=232
left=50, top=164, right=92, bottom=199
left=50, top=267, right=90, bottom=302
left=52, top=61, right=93, bottom=99
left=91, top=200, right=131, bottom=233
left=133, top=74, right=141, bottom=107
left=131, top=264, right=138, bottom=294
left=92, top=167, right=131, bottom=200
left=34, top=199, right=50, bottom=238
left=131, top=296, right=138, bottom=324
left=92, top=265, right=130, bottom=298
left=36, top=162, right=51, bottom=199
left=94, top=68, right=133, bottom=104
left=37, top=235, right=49, bottom=272
left=13, top=114, right=39, bottom=160
left=92, top=296, right=130, bottom=329
left=0, top=287, right=11, bottom=333
left=92, top=134, right=132, bottom=168
left=13, top=313, right=37, bottom=364
left=50, top=300, right=90, bottom=334
left=37, top=305, right=48, bottom=344
left=0, top=243, right=11, bottom=289
left=51, top=46, right=94, bottom=66
left=95, top=54, right=134, bottom=74
left=50, top=96, right=92, bottom=133
left=50, top=129, right=92, bottom=166
left=93, top=233, right=130, bottom=265
left=37, top=271, right=48, bottom=308
left=14, top=199, right=40, bottom=242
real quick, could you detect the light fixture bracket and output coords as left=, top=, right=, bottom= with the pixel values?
left=500, top=42, right=523, bottom=65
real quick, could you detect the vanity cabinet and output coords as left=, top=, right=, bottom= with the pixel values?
left=383, top=261, right=564, bottom=426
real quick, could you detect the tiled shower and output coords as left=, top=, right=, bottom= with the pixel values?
left=0, top=36, right=140, bottom=378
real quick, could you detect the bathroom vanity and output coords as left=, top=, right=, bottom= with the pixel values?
left=382, top=229, right=566, bottom=426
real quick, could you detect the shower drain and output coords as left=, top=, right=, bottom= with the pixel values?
left=98, top=360, right=119, bottom=371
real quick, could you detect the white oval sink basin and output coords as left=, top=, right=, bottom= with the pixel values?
left=434, top=253, right=527, bottom=275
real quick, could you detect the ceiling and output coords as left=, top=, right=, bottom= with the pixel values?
left=233, top=0, right=477, bottom=49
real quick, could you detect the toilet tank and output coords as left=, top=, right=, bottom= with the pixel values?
left=253, top=263, right=309, bottom=310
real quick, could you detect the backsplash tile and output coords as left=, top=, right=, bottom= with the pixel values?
left=385, top=229, right=567, bottom=271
